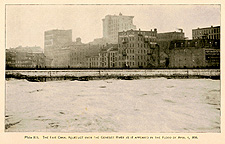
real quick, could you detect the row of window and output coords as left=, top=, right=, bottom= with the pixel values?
left=119, top=48, right=150, bottom=54
left=117, top=61, right=147, bottom=66
left=193, top=28, right=220, bottom=35
left=118, top=55, right=149, bottom=60
left=119, top=43, right=154, bottom=48
left=120, top=36, right=156, bottom=42
left=193, top=34, right=220, bottom=40
left=120, top=31, right=157, bottom=37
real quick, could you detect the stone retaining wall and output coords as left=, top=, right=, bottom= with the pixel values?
left=5, top=69, right=220, bottom=77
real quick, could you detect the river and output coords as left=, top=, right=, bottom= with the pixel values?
left=5, top=78, right=220, bottom=132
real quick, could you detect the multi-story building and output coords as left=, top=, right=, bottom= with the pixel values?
left=51, top=38, right=101, bottom=68
left=156, top=29, right=186, bottom=67
left=157, top=29, right=185, bottom=41
left=98, top=44, right=115, bottom=68
left=6, top=46, right=46, bottom=69
left=192, top=26, right=220, bottom=40
left=51, top=47, right=71, bottom=68
left=102, top=13, right=136, bottom=44
left=117, top=29, right=158, bottom=68
left=108, top=46, right=118, bottom=68
left=169, top=39, right=220, bottom=68
left=44, top=29, right=72, bottom=67
left=87, top=55, right=100, bottom=68
left=6, top=49, right=16, bottom=68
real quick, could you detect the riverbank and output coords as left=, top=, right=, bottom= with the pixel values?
left=5, top=69, right=220, bottom=82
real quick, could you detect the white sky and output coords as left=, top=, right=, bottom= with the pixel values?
left=6, top=4, right=220, bottom=49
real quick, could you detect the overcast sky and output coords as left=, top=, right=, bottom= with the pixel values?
left=6, top=4, right=220, bottom=49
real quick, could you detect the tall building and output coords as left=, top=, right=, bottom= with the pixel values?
left=192, top=26, right=220, bottom=40
left=102, top=13, right=136, bottom=44
left=44, top=29, right=72, bottom=67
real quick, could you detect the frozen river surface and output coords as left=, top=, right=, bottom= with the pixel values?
left=5, top=78, right=220, bottom=132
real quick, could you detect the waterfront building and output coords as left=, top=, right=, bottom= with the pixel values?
left=117, top=29, right=158, bottom=68
left=6, top=49, right=17, bottom=68
left=44, top=29, right=72, bottom=67
left=87, top=55, right=100, bottom=68
left=51, top=47, right=71, bottom=68
left=98, top=44, right=117, bottom=68
left=102, top=13, right=136, bottom=44
left=51, top=38, right=101, bottom=68
left=156, top=29, right=186, bottom=67
left=108, top=46, right=118, bottom=68
left=192, top=26, right=220, bottom=40
left=169, top=39, right=220, bottom=68
left=6, top=46, right=46, bottom=69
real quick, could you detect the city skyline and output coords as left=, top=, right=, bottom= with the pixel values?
left=6, top=4, right=220, bottom=49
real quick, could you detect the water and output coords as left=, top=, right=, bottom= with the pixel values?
left=5, top=78, right=220, bottom=132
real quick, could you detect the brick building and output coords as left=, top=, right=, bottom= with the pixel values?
left=168, top=39, right=220, bottom=68
left=192, top=26, right=220, bottom=40
left=117, top=29, right=158, bottom=68
left=102, top=13, right=136, bottom=44
left=156, top=29, right=186, bottom=67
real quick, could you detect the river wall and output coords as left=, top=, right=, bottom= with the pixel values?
left=6, top=69, right=220, bottom=78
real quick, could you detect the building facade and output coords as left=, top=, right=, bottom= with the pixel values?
left=87, top=55, right=100, bottom=68
left=117, top=29, right=158, bottom=68
left=157, top=29, right=185, bottom=41
left=51, top=38, right=101, bottom=68
left=169, top=39, right=220, bottom=68
left=156, top=29, right=186, bottom=67
left=98, top=44, right=117, bottom=68
left=192, top=26, right=220, bottom=40
left=102, top=13, right=136, bottom=44
left=6, top=46, right=46, bottom=69
left=44, top=29, right=72, bottom=67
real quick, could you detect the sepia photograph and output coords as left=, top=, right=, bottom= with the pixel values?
left=4, top=4, right=221, bottom=133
